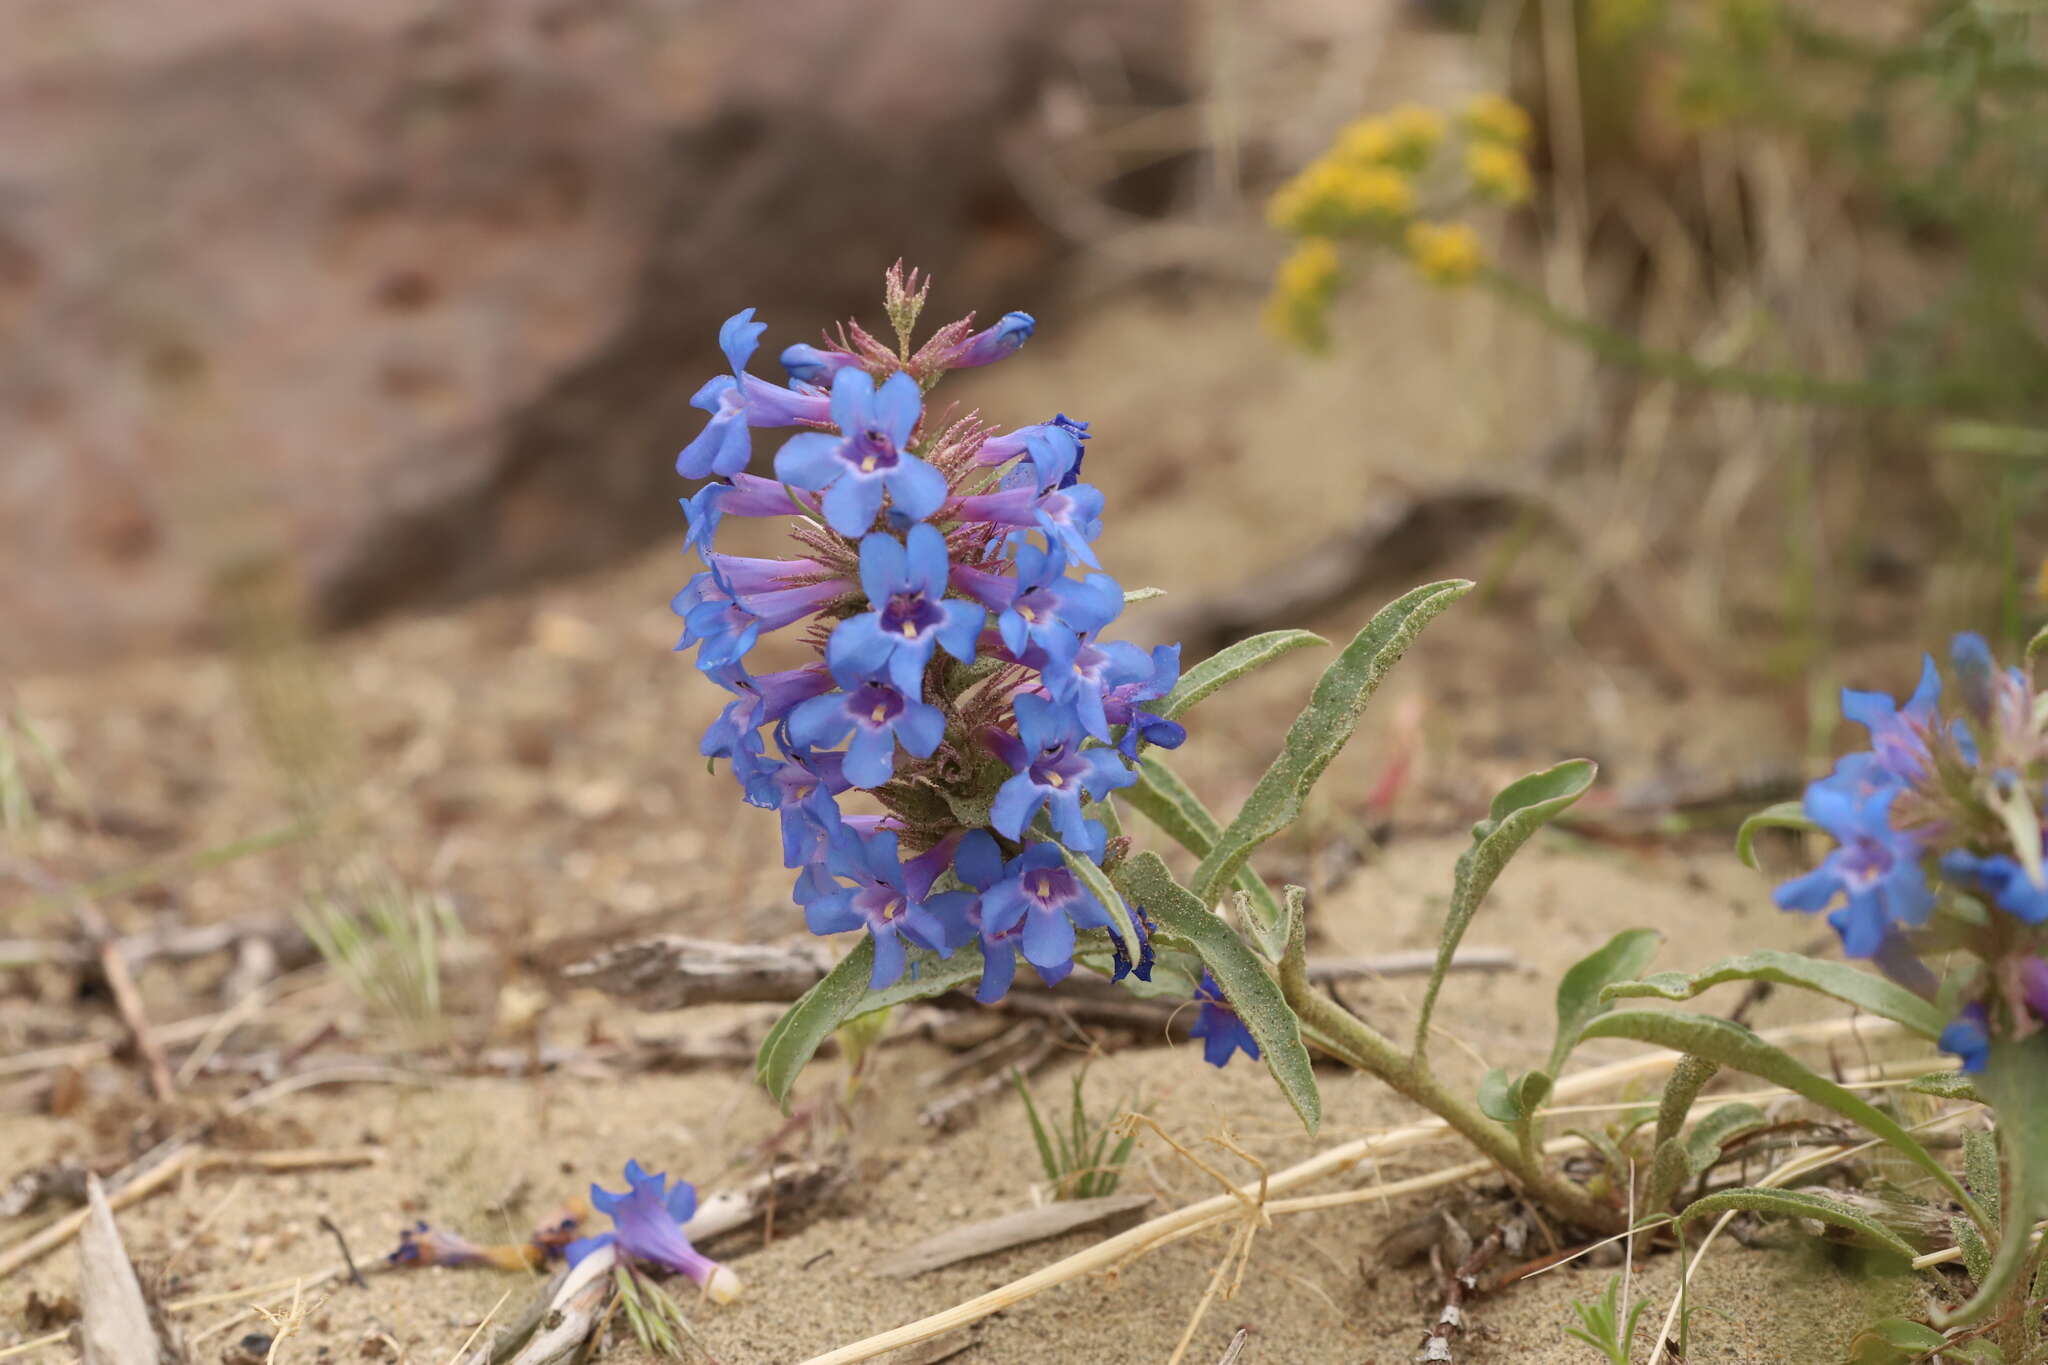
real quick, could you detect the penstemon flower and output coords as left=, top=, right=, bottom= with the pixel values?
left=1774, top=633, right=2048, bottom=1070
left=566, top=1161, right=740, bottom=1304
left=673, top=267, right=1195, bottom=1029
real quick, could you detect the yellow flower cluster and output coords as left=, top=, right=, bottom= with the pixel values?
left=1403, top=221, right=1483, bottom=286
left=1262, top=239, right=1342, bottom=351
left=1465, top=142, right=1532, bottom=204
left=1459, top=92, right=1533, bottom=147
left=1266, top=160, right=1414, bottom=236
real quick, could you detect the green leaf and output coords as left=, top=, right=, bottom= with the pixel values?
left=755, top=941, right=985, bottom=1111
left=1579, top=1010, right=1977, bottom=1216
left=1118, top=756, right=1288, bottom=957
left=1057, top=844, right=1142, bottom=981
left=1599, top=950, right=1947, bottom=1041
left=1964, top=1128, right=2001, bottom=1227
left=2027, top=622, right=2048, bottom=669
left=1854, top=1318, right=1948, bottom=1352
left=1906, top=1070, right=1982, bottom=1102
left=1111, top=850, right=1321, bottom=1135
left=1954, top=1213, right=1993, bottom=1282
left=1937, top=1035, right=2048, bottom=1329
left=1548, top=928, right=1662, bottom=1077
left=1735, top=800, right=1819, bottom=871
left=1566, top=1127, right=1631, bottom=1183
left=1685, top=1102, right=1769, bottom=1173
left=1191, top=580, right=1473, bottom=909
left=1160, top=629, right=1328, bottom=721
left=1675, top=1186, right=1919, bottom=1261
left=1478, top=1067, right=1554, bottom=1123
left=1413, top=759, right=1598, bottom=1060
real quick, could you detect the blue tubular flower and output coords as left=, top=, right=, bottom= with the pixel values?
left=700, top=663, right=832, bottom=763
left=773, top=368, right=946, bottom=536
left=975, top=419, right=1083, bottom=491
left=1773, top=779, right=1933, bottom=957
left=1939, top=1003, right=1991, bottom=1074
left=992, top=544, right=1121, bottom=659
left=566, top=1161, right=740, bottom=1304
left=946, top=311, right=1035, bottom=367
left=780, top=342, right=861, bottom=387
left=1108, top=903, right=1155, bottom=984
left=1028, top=638, right=1157, bottom=743
left=1187, top=973, right=1260, bottom=1068
left=745, top=753, right=848, bottom=869
left=787, top=679, right=946, bottom=789
left=804, top=829, right=971, bottom=987
left=1841, top=655, right=1942, bottom=785
left=387, top=1222, right=489, bottom=1268
left=1939, top=850, right=2048, bottom=924
left=827, top=527, right=985, bottom=694
left=675, top=557, right=850, bottom=672
left=977, top=841, right=1114, bottom=985
left=681, top=474, right=815, bottom=555
left=985, top=694, right=1135, bottom=857
left=1103, top=644, right=1186, bottom=758
left=678, top=310, right=833, bottom=479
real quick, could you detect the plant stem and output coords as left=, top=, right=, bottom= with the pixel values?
left=1279, top=932, right=1622, bottom=1234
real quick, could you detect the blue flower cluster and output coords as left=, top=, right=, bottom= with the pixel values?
left=1774, top=633, right=2048, bottom=1070
left=672, top=280, right=1221, bottom=1047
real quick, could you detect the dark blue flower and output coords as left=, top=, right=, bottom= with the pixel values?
left=826, top=527, right=985, bottom=694
left=1773, top=778, right=1932, bottom=957
left=946, top=311, right=1035, bottom=368
left=774, top=369, right=946, bottom=537
left=974, top=840, right=1114, bottom=989
left=1939, top=1003, right=1991, bottom=1074
left=787, top=679, right=946, bottom=789
left=678, top=310, right=832, bottom=480
left=1188, top=973, right=1260, bottom=1068
left=1108, top=903, right=1155, bottom=984
left=565, top=1161, right=739, bottom=1303
left=2021, top=957, right=2048, bottom=1021
left=1939, top=850, right=2048, bottom=924
left=986, top=694, right=1135, bottom=858
left=804, top=828, right=973, bottom=987
left=980, top=544, right=1121, bottom=660
left=1028, top=637, right=1155, bottom=743
left=699, top=663, right=832, bottom=766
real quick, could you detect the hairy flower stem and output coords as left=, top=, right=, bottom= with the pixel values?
left=1279, top=936, right=1622, bottom=1235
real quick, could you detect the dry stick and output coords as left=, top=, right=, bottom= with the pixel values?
left=0, top=1265, right=362, bottom=1361
left=0, top=1148, right=379, bottom=1280
left=796, top=1015, right=1904, bottom=1365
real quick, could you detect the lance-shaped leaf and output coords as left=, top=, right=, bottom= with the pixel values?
left=1905, top=1070, right=1981, bottom=1103
left=1598, top=950, right=1947, bottom=1041
left=1645, top=1102, right=1769, bottom=1212
left=1676, top=1187, right=1919, bottom=1262
left=1160, top=630, right=1328, bottom=721
left=1413, top=759, right=1597, bottom=1060
left=1547, top=928, right=1661, bottom=1077
left=1120, top=756, right=1287, bottom=957
left=1191, top=580, right=1473, bottom=911
left=1735, top=800, right=1819, bottom=872
left=1478, top=1067, right=1554, bottom=1123
left=1936, top=1034, right=2048, bottom=1329
left=1579, top=1009, right=1978, bottom=1217
left=756, top=940, right=986, bottom=1111
left=1111, top=850, right=1320, bottom=1134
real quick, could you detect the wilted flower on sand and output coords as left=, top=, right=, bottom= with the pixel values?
left=566, top=1161, right=740, bottom=1304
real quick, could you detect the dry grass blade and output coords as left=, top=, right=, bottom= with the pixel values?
left=870, top=1195, right=1154, bottom=1278
left=797, top=1016, right=1904, bottom=1365
left=77, top=1175, right=163, bottom=1365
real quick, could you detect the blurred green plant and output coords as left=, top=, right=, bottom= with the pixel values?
left=1268, top=0, right=2048, bottom=646
left=1563, top=1272, right=1652, bottom=1364
left=1011, top=1062, right=1142, bottom=1201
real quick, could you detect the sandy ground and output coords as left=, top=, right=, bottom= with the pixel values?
left=0, top=141, right=1953, bottom=1364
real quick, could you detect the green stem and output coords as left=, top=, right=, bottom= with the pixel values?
left=1280, top=923, right=1622, bottom=1234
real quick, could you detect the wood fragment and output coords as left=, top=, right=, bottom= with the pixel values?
left=684, top=1159, right=840, bottom=1245
left=77, top=1175, right=167, bottom=1365
left=869, top=1195, right=1154, bottom=1278
left=1214, top=1327, right=1250, bottom=1365
left=878, top=1327, right=980, bottom=1364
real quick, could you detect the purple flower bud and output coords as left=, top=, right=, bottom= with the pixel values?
left=1939, top=1003, right=1991, bottom=1073
left=948, top=311, right=1035, bottom=367
left=2020, top=957, right=2048, bottom=1021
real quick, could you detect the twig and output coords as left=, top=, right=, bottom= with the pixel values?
left=919, top=1033, right=1056, bottom=1132
left=796, top=1016, right=1904, bottom=1365
left=1417, top=1227, right=1504, bottom=1363
left=317, top=1215, right=366, bottom=1289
